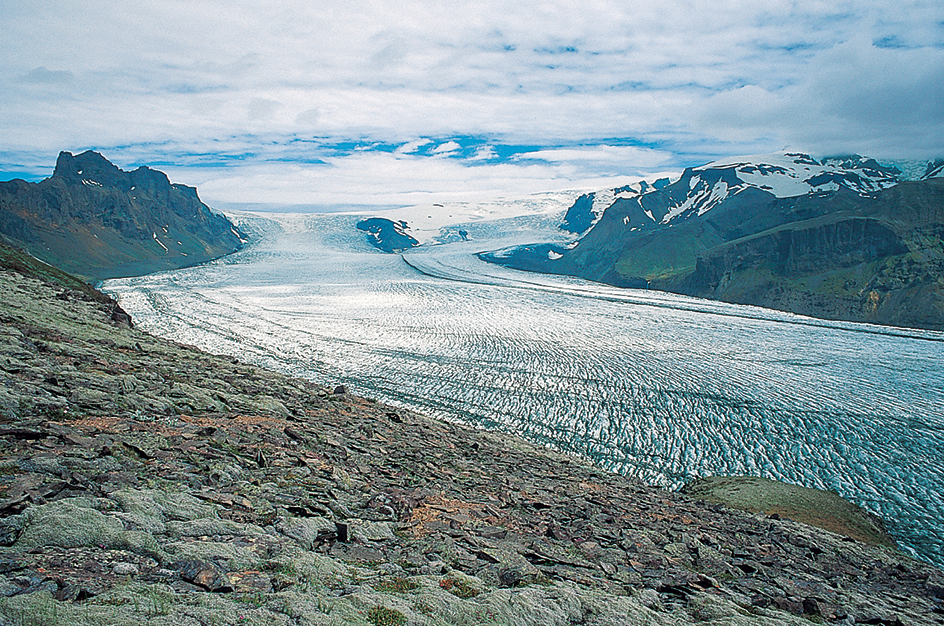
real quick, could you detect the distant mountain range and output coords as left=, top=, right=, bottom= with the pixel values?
left=483, top=153, right=944, bottom=331
left=0, top=151, right=246, bottom=282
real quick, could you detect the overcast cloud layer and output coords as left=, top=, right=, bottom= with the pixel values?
left=2, top=1, right=943, bottom=207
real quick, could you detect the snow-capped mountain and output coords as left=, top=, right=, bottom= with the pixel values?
left=482, top=151, right=944, bottom=331
left=560, top=178, right=671, bottom=234
left=555, top=153, right=903, bottom=239
left=641, top=153, right=901, bottom=226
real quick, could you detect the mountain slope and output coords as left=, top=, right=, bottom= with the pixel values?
left=0, top=151, right=246, bottom=282
left=484, top=154, right=944, bottom=330
left=677, top=178, right=944, bottom=329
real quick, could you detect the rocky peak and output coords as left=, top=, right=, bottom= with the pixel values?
left=129, top=166, right=172, bottom=194
left=52, top=151, right=175, bottom=196
left=0, top=151, right=246, bottom=281
left=53, top=151, right=128, bottom=189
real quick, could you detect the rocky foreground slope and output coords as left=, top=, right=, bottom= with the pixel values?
left=0, top=254, right=941, bottom=625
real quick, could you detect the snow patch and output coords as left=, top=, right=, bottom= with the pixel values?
left=548, top=251, right=563, bottom=260
left=591, top=190, right=616, bottom=217
left=663, top=180, right=730, bottom=223
left=698, top=181, right=728, bottom=216
left=152, top=233, right=168, bottom=252
left=575, top=183, right=651, bottom=234
left=231, top=226, right=248, bottom=244
left=698, top=152, right=899, bottom=198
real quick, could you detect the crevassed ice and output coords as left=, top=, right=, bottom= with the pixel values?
left=105, top=209, right=944, bottom=568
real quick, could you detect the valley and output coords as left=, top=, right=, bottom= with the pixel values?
left=105, top=209, right=944, bottom=569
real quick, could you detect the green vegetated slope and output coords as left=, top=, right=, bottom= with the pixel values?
left=672, top=178, right=944, bottom=329
left=0, top=240, right=112, bottom=305
left=682, top=476, right=896, bottom=549
left=0, top=151, right=245, bottom=282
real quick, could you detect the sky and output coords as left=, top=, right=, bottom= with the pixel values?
left=2, top=0, right=943, bottom=210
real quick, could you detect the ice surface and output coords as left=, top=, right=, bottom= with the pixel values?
left=105, top=205, right=944, bottom=568
left=357, top=191, right=579, bottom=245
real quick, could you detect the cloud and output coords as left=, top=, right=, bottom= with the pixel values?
left=696, top=35, right=944, bottom=158
left=518, top=145, right=673, bottom=170
left=184, top=148, right=652, bottom=210
left=18, top=66, right=74, bottom=85
left=247, top=98, right=281, bottom=121
left=396, top=139, right=433, bottom=154
left=1, top=0, right=942, bottom=198
left=469, top=146, right=498, bottom=161
left=431, top=141, right=461, bottom=155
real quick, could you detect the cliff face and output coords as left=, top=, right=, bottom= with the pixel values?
left=0, top=151, right=245, bottom=282
left=675, top=180, right=944, bottom=329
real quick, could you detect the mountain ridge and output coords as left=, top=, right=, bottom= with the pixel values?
left=0, top=151, right=246, bottom=282
left=483, top=153, right=944, bottom=331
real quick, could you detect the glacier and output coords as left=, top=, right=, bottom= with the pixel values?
left=104, top=202, right=944, bottom=569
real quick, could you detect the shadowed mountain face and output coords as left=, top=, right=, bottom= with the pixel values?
left=675, top=180, right=944, bottom=330
left=356, top=217, right=420, bottom=253
left=484, top=154, right=944, bottom=331
left=0, top=151, right=246, bottom=282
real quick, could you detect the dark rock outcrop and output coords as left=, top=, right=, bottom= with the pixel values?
left=357, top=217, right=420, bottom=253
left=560, top=193, right=597, bottom=234
left=0, top=151, right=246, bottom=282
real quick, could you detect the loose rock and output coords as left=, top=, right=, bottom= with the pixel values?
left=0, top=262, right=940, bottom=625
